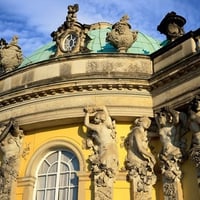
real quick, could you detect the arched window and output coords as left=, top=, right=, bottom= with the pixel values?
left=35, top=149, right=79, bottom=200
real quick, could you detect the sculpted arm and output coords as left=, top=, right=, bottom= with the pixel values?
left=84, top=108, right=98, bottom=132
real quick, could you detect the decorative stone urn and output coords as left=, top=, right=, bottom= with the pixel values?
left=106, top=15, right=138, bottom=53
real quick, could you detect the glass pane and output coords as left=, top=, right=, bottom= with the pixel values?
left=70, top=188, right=78, bottom=200
left=62, top=151, right=73, bottom=163
left=36, top=190, right=44, bottom=200
left=37, top=176, right=46, bottom=188
left=70, top=173, right=78, bottom=186
left=47, top=174, right=56, bottom=187
left=49, top=163, right=58, bottom=173
left=47, top=152, right=58, bottom=164
left=59, top=173, right=69, bottom=187
left=46, top=189, right=55, bottom=200
left=39, top=161, right=49, bottom=174
left=58, top=188, right=68, bottom=200
left=60, top=162, right=69, bottom=172
left=71, top=157, right=79, bottom=171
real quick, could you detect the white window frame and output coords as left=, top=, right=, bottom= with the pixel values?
left=34, top=149, right=79, bottom=200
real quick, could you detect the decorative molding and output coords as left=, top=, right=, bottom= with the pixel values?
left=0, top=83, right=151, bottom=108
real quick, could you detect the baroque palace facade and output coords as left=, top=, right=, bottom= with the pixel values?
left=0, top=4, right=200, bottom=200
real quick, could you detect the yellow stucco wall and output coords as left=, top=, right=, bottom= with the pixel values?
left=15, top=123, right=199, bottom=200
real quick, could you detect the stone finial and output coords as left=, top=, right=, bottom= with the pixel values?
left=66, top=4, right=79, bottom=28
left=157, top=11, right=186, bottom=42
left=106, top=15, right=138, bottom=53
left=0, top=36, right=23, bottom=73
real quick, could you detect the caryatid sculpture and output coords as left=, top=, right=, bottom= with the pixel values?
left=125, top=116, right=156, bottom=200
left=155, top=107, right=187, bottom=200
left=188, top=96, right=200, bottom=191
left=84, top=106, right=118, bottom=200
left=0, top=118, right=24, bottom=200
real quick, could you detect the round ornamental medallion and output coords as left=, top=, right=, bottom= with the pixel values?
left=63, top=33, right=78, bottom=52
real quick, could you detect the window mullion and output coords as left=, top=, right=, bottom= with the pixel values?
left=55, top=150, right=61, bottom=200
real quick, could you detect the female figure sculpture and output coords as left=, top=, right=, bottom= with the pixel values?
left=84, top=106, right=118, bottom=200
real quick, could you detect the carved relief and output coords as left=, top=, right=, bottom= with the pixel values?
left=106, top=15, right=138, bottom=52
left=51, top=4, right=91, bottom=57
left=0, top=118, right=24, bottom=200
left=84, top=106, right=118, bottom=200
left=157, top=11, right=186, bottom=42
left=87, top=59, right=152, bottom=74
left=155, top=107, right=187, bottom=200
left=125, top=116, right=156, bottom=199
left=0, top=36, right=23, bottom=73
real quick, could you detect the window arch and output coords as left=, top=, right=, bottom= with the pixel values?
left=35, top=149, right=79, bottom=200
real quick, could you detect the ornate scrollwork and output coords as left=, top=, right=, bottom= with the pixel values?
left=51, top=4, right=91, bottom=57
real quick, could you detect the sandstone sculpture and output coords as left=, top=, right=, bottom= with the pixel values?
left=84, top=106, right=118, bottom=200
left=125, top=116, right=156, bottom=200
left=0, top=118, right=24, bottom=200
left=0, top=36, right=23, bottom=73
left=106, top=15, right=138, bottom=53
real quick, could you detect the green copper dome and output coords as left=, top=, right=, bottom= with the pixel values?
left=87, top=27, right=161, bottom=54
left=20, top=25, right=161, bottom=68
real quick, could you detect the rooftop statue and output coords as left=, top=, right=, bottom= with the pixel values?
left=65, top=4, right=79, bottom=28
left=157, top=11, right=186, bottom=42
left=0, top=36, right=23, bottom=73
left=106, top=15, right=138, bottom=53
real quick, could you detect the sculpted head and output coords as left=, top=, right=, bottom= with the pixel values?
left=94, top=111, right=106, bottom=124
left=134, top=116, right=151, bottom=129
left=190, top=96, right=200, bottom=112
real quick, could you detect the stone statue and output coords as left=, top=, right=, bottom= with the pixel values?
left=188, top=96, right=200, bottom=189
left=157, top=11, right=186, bottom=42
left=106, top=15, right=138, bottom=53
left=65, top=4, right=79, bottom=28
left=0, top=36, right=23, bottom=73
left=156, top=107, right=187, bottom=180
left=155, top=107, right=187, bottom=200
left=84, top=106, right=118, bottom=200
left=125, top=116, right=156, bottom=199
left=0, top=118, right=24, bottom=200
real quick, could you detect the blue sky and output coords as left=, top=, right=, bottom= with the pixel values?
left=1, top=0, right=200, bottom=57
